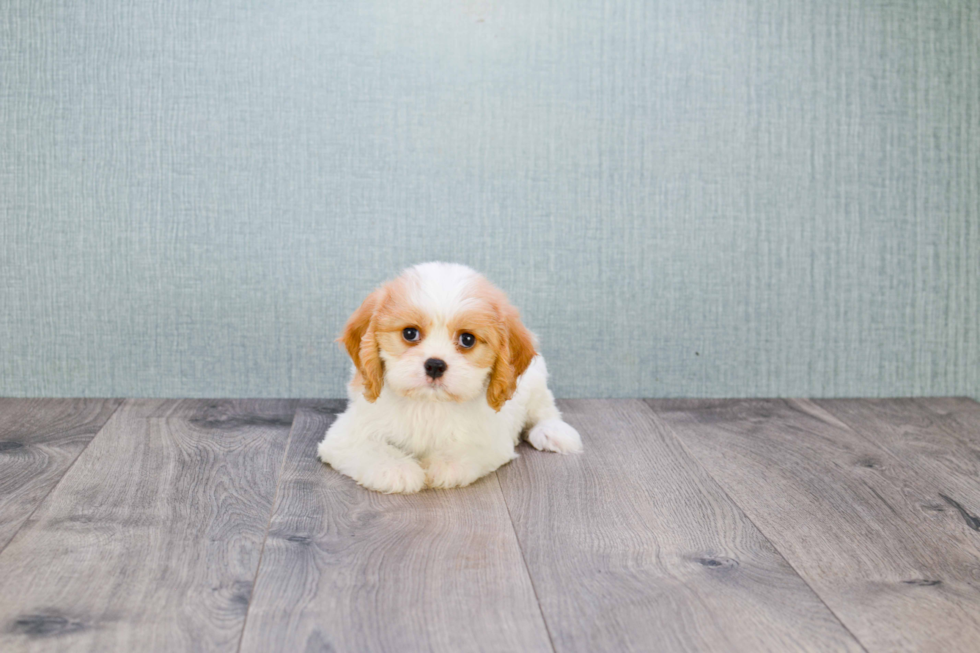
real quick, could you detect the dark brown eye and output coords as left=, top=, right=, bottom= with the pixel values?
left=402, top=327, right=420, bottom=343
left=459, top=333, right=476, bottom=349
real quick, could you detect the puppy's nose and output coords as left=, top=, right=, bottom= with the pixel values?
left=424, top=358, right=447, bottom=379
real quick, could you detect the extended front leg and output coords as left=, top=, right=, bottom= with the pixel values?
left=527, top=418, right=583, bottom=454
left=318, top=418, right=425, bottom=494
left=522, top=364, right=583, bottom=454
left=421, top=440, right=517, bottom=489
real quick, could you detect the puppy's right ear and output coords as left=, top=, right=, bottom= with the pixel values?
left=337, top=287, right=386, bottom=402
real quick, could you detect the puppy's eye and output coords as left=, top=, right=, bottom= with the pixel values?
left=402, top=327, right=420, bottom=343
left=458, top=333, right=476, bottom=349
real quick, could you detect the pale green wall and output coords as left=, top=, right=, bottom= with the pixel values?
left=1, top=0, right=977, bottom=398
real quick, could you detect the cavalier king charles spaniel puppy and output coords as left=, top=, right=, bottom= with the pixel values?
left=318, top=262, right=582, bottom=493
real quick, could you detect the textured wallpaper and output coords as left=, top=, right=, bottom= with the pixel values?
left=1, top=0, right=977, bottom=398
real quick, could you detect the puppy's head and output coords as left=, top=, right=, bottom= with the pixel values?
left=338, top=262, right=536, bottom=410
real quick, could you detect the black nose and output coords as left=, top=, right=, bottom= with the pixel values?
left=424, top=358, right=447, bottom=379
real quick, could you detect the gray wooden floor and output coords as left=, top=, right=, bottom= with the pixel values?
left=1, top=398, right=979, bottom=652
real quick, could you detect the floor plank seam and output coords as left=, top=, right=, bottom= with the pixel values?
left=494, top=471, right=559, bottom=653
left=809, top=398, right=976, bottom=499
left=235, top=403, right=301, bottom=653
left=812, top=399, right=980, bottom=537
left=800, top=400, right=915, bottom=472
left=0, top=398, right=125, bottom=559
left=640, top=400, right=871, bottom=653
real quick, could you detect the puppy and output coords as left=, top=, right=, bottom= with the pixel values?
left=318, top=262, right=582, bottom=493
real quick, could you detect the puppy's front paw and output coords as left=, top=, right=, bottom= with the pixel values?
left=357, top=458, right=426, bottom=494
left=528, top=419, right=583, bottom=454
left=422, top=457, right=482, bottom=489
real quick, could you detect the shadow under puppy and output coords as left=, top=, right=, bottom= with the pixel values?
left=318, top=262, right=582, bottom=493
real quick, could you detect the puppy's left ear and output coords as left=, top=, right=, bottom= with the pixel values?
left=486, top=302, right=537, bottom=411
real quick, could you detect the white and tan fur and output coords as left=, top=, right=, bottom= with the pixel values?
left=318, top=262, right=582, bottom=493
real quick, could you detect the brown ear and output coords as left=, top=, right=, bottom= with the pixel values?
left=337, top=287, right=386, bottom=402
left=486, top=302, right=537, bottom=411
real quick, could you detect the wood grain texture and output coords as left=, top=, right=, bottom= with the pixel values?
left=0, top=398, right=122, bottom=552
left=650, top=398, right=980, bottom=652
left=497, top=399, right=862, bottom=652
left=0, top=399, right=297, bottom=652
left=239, top=401, right=553, bottom=653
left=815, top=398, right=980, bottom=522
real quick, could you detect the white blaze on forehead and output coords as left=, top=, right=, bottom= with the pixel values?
left=405, top=262, right=482, bottom=323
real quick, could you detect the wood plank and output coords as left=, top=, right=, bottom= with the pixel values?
left=497, top=399, right=862, bottom=652
left=815, top=398, right=980, bottom=517
left=239, top=401, right=554, bottom=653
left=0, top=398, right=122, bottom=551
left=0, top=398, right=297, bottom=652
left=649, top=398, right=980, bottom=652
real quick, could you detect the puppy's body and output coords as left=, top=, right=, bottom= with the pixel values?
left=318, top=262, right=581, bottom=494
left=320, top=355, right=578, bottom=493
